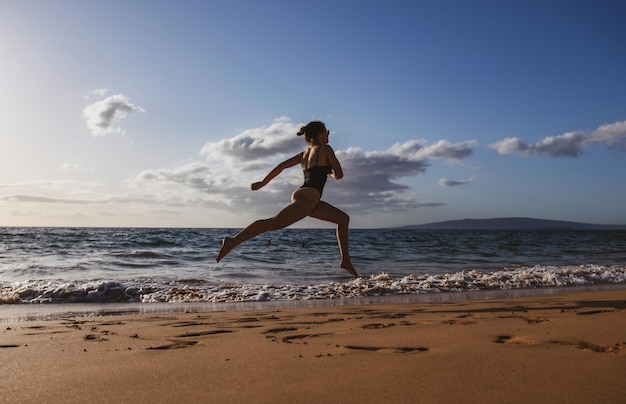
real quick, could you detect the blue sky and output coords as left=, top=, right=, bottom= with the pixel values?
left=1, top=0, right=625, bottom=228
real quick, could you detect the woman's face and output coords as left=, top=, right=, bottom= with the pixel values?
left=318, top=129, right=330, bottom=144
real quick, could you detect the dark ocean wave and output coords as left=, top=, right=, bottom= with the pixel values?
left=1, top=227, right=626, bottom=304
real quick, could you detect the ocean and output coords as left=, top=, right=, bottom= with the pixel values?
left=1, top=227, right=625, bottom=312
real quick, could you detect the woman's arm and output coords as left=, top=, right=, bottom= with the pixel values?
left=251, top=154, right=301, bottom=190
left=323, top=145, right=344, bottom=180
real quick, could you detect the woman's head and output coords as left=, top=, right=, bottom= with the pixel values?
left=297, top=121, right=327, bottom=143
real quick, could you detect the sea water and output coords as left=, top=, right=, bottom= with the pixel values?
left=1, top=227, right=625, bottom=306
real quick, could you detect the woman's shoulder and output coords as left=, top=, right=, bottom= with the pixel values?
left=318, top=144, right=335, bottom=154
left=301, top=145, right=335, bottom=162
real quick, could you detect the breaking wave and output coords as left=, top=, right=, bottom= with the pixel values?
left=2, top=265, right=624, bottom=304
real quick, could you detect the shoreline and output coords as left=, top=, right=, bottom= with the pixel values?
left=2, top=283, right=626, bottom=323
left=2, top=287, right=625, bottom=403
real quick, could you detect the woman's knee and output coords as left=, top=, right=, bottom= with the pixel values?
left=337, top=210, right=350, bottom=227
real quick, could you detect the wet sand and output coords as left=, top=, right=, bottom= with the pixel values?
left=2, top=289, right=625, bottom=403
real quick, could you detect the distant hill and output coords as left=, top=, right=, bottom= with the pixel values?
left=395, top=217, right=626, bottom=230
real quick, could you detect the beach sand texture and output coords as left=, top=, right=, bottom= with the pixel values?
left=2, top=289, right=625, bottom=403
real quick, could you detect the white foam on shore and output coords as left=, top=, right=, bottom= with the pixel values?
left=3, top=284, right=626, bottom=323
left=141, top=264, right=626, bottom=302
left=2, top=264, right=624, bottom=305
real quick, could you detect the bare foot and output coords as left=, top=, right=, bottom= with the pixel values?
left=216, top=237, right=235, bottom=262
left=340, top=261, right=359, bottom=277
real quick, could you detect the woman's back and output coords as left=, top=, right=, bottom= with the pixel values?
left=301, top=145, right=332, bottom=195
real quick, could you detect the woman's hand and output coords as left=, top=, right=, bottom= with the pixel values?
left=250, top=154, right=300, bottom=192
left=251, top=181, right=265, bottom=191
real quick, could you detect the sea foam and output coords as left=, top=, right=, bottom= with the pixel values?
left=2, top=264, right=624, bottom=304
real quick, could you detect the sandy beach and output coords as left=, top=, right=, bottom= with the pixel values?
left=2, top=288, right=625, bottom=403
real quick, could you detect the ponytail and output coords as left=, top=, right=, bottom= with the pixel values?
left=296, top=121, right=326, bottom=143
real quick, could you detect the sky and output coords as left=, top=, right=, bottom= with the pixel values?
left=1, top=0, right=625, bottom=229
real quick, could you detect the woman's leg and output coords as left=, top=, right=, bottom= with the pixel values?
left=308, top=201, right=358, bottom=276
left=216, top=188, right=319, bottom=262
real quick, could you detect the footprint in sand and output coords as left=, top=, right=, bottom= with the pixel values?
left=83, top=334, right=107, bottom=341
left=342, top=345, right=429, bottom=354
left=443, top=319, right=478, bottom=325
left=262, top=327, right=299, bottom=334
left=175, top=329, right=234, bottom=338
left=361, top=323, right=395, bottom=330
left=550, top=340, right=622, bottom=353
left=492, top=335, right=534, bottom=345
left=169, top=321, right=211, bottom=328
left=575, top=310, right=616, bottom=316
left=147, top=339, right=199, bottom=350
left=281, top=333, right=331, bottom=344
left=523, top=316, right=549, bottom=324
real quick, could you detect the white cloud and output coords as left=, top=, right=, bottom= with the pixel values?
left=1, top=180, right=131, bottom=207
left=90, top=88, right=109, bottom=97
left=490, top=120, right=626, bottom=157
left=324, top=142, right=476, bottom=213
left=4, top=195, right=100, bottom=204
left=83, top=88, right=110, bottom=100
left=137, top=162, right=217, bottom=192
left=82, top=94, right=145, bottom=136
left=389, top=139, right=477, bottom=161
left=59, top=162, right=92, bottom=171
left=60, top=163, right=80, bottom=171
left=0, top=179, right=75, bottom=189
left=4, top=118, right=476, bottom=221
left=200, top=116, right=302, bottom=162
left=439, top=177, right=474, bottom=187
left=132, top=118, right=477, bottom=215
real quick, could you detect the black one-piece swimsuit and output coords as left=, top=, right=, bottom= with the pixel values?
left=301, top=148, right=332, bottom=196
